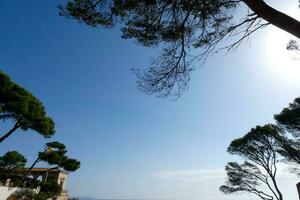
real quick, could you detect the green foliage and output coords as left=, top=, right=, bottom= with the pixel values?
left=62, top=158, right=81, bottom=171
left=11, top=181, right=61, bottom=200
left=32, top=192, right=52, bottom=200
left=10, top=189, right=33, bottom=200
left=0, top=174, right=40, bottom=188
left=0, top=151, right=27, bottom=170
left=0, top=71, right=55, bottom=142
left=0, top=73, right=79, bottom=199
left=40, top=180, right=62, bottom=196
left=38, top=141, right=80, bottom=172
left=30, top=181, right=62, bottom=200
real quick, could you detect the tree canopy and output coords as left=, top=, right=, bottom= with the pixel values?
left=274, top=97, right=300, bottom=166
left=39, top=141, right=81, bottom=171
left=59, top=0, right=300, bottom=97
left=10, top=180, right=62, bottom=200
left=0, top=71, right=55, bottom=143
left=0, top=151, right=27, bottom=171
left=26, top=141, right=80, bottom=175
left=220, top=124, right=286, bottom=200
left=222, top=97, right=300, bottom=199
left=275, top=97, right=300, bottom=133
left=33, top=181, right=62, bottom=200
left=0, top=71, right=79, bottom=199
left=220, top=161, right=275, bottom=200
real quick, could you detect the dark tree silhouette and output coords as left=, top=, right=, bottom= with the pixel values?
left=220, top=162, right=275, bottom=200
left=0, top=71, right=55, bottom=143
left=275, top=97, right=300, bottom=133
left=220, top=124, right=286, bottom=200
left=25, top=141, right=80, bottom=178
left=274, top=97, right=300, bottom=166
left=0, top=151, right=27, bottom=171
left=58, top=0, right=300, bottom=97
left=287, top=40, right=300, bottom=51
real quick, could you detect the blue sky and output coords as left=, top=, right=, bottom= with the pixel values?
left=0, top=0, right=300, bottom=199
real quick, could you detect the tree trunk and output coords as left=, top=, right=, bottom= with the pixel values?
left=23, top=157, right=40, bottom=178
left=242, top=0, right=300, bottom=39
left=270, top=175, right=283, bottom=200
left=0, top=123, right=20, bottom=143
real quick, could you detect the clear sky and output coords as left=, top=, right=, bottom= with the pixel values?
left=0, top=0, right=300, bottom=199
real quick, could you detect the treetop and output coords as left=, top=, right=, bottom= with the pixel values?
left=0, top=71, right=55, bottom=138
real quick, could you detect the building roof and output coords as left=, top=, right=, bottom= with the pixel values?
left=25, top=168, right=68, bottom=174
left=0, top=167, right=68, bottom=175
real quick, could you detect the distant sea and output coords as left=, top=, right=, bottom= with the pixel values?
left=78, top=199, right=235, bottom=200
left=77, top=198, right=256, bottom=200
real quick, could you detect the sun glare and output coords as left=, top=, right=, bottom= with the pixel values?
left=264, top=3, right=300, bottom=83
left=265, top=28, right=300, bottom=82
